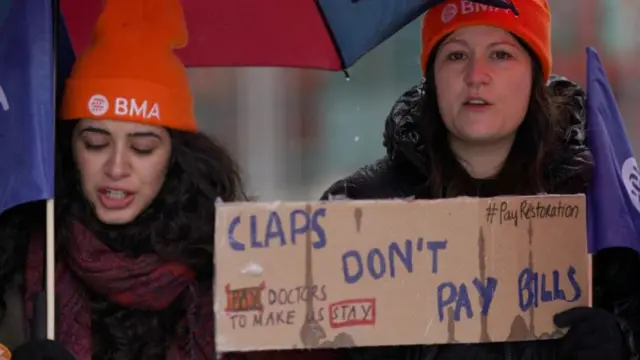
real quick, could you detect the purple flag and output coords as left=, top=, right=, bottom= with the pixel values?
left=0, top=0, right=74, bottom=215
left=586, top=46, right=640, bottom=253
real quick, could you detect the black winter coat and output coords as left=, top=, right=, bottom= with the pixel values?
left=321, top=76, right=640, bottom=360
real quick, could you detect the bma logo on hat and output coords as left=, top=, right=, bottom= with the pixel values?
left=88, top=94, right=109, bottom=116
left=441, top=1, right=512, bottom=23
left=441, top=3, right=458, bottom=23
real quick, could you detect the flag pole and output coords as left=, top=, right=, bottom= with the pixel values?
left=46, top=0, right=59, bottom=341
left=31, top=0, right=59, bottom=342
left=26, top=0, right=60, bottom=342
left=46, top=200, right=55, bottom=340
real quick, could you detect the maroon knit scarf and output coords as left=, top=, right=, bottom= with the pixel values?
left=24, top=222, right=214, bottom=359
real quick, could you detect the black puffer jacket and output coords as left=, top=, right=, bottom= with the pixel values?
left=321, top=76, right=640, bottom=360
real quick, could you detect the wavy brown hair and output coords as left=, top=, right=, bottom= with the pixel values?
left=0, top=202, right=44, bottom=323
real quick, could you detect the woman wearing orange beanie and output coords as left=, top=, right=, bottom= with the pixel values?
left=323, top=0, right=640, bottom=359
left=0, top=0, right=346, bottom=359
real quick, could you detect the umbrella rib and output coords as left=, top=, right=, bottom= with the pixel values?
left=312, top=0, right=347, bottom=71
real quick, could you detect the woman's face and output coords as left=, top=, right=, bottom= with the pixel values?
left=72, top=119, right=172, bottom=225
left=434, top=26, right=533, bottom=146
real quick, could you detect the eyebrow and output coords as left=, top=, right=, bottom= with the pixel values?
left=79, top=126, right=162, bottom=139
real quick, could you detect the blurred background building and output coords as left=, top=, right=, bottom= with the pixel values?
left=188, top=0, right=640, bottom=201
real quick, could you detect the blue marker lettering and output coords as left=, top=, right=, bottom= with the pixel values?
left=227, top=216, right=245, bottom=251
left=566, top=265, right=581, bottom=302
left=341, top=238, right=428, bottom=284
left=249, top=215, right=263, bottom=248
left=552, top=270, right=566, bottom=300
left=311, top=208, right=327, bottom=249
left=453, top=283, right=473, bottom=321
left=389, top=240, right=413, bottom=277
left=264, top=211, right=285, bottom=247
left=518, top=267, right=537, bottom=312
left=289, top=209, right=310, bottom=246
left=518, top=266, right=582, bottom=312
left=426, top=240, right=447, bottom=274
left=342, top=250, right=363, bottom=284
left=227, top=207, right=328, bottom=251
left=472, top=277, right=498, bottom=315
left=437, top=282, right=457, bottom=322
left=367, top=248, right=386, bottom=280
left=541, top=273, right=553, bottom=302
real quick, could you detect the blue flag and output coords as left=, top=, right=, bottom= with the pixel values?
left=586, top=47, right=640, bottom=253
left=0, top=0, right=74, bottom=215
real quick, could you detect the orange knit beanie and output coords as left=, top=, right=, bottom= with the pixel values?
left=59, top=0, right=197, bottom=132
left=420, top=0, right=551, bottom=80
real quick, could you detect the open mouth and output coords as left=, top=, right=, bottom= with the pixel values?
left=464, top=99, right=491, bottom=106
left=98, top=189, right=134, bottom=209
left=463, top=98, right=493, bottom=109
left=103, top=189, right=128, bottom=199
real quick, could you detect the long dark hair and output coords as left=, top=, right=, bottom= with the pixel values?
left=0, top=202, right=44, bottom=324
left=54, top=120, right=247, bottom=359
left=417, top=36, right=572, bottom=198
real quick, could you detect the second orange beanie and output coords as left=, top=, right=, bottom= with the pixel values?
left=420, top=0, right=552, bottom=80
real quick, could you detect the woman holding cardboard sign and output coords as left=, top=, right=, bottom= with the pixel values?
left=321, top=0, right=640, bottom=359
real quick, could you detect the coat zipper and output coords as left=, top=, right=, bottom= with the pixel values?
left=505, top=343, right=513, bottom=360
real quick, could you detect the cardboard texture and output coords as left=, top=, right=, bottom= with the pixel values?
left=214, top=195, right=590, bottom=351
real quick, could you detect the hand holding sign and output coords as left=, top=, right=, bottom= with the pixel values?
left=554, top=307, right=627, bottom=360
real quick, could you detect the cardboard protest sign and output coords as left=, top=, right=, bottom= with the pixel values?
left=214, top=195, right=590, bottom=351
